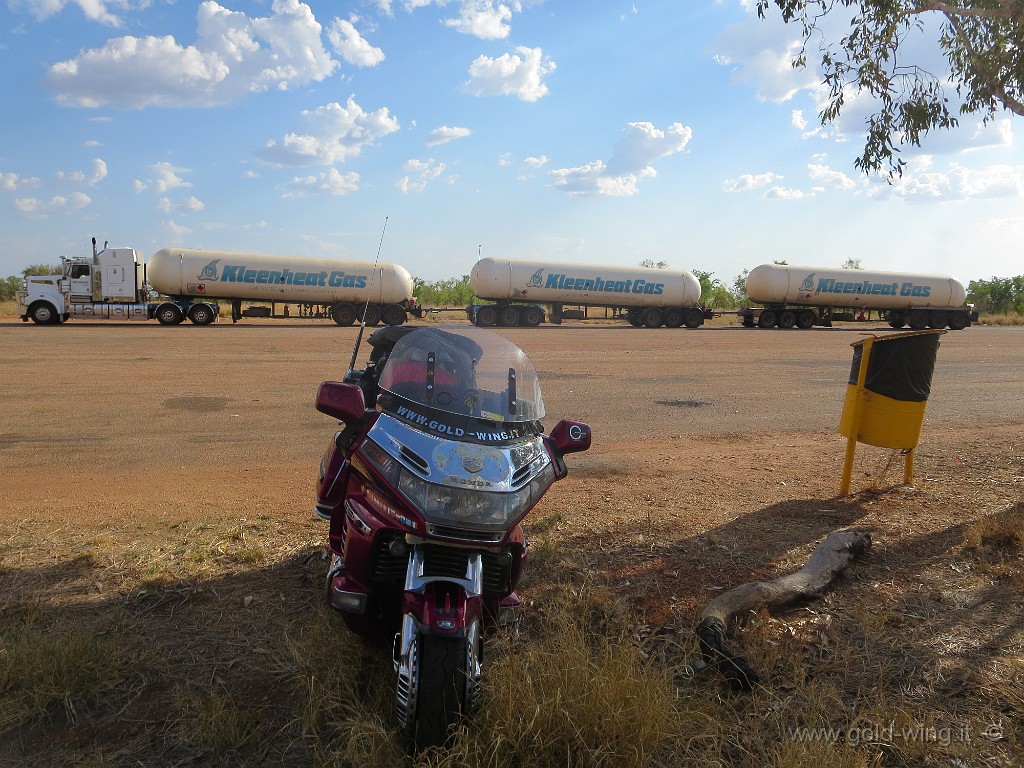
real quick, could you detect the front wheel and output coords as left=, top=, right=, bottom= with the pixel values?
left=29, top=302, right=59, bottom=325
left=399, top=626, right=479, bottom=753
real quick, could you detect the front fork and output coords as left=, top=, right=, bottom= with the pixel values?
left=393, top=545, right=485, bottom=731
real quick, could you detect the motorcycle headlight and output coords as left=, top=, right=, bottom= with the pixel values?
left=397, top=463, right=556, bottom=532
left=358, top=437, right=556, bottom=532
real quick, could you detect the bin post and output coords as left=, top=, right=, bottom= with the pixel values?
left=839, top=336, right=874, bottom=496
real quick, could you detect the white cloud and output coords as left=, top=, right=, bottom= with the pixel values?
left=807, top=163, right=856, bottom=190
left=548, top=121, right=692, bottom=197
left=522, top=155, right=548, bottom=168
left=13, top=191, right=92, bottom=217
left=259, top=97, right=400, bottom=167
left=426, top=125, right=471, bottom=147
left=1, top=171, right=42, bottom=191
left=879, top=160, right=1024, bottom=201
left=158, top=195, right=205, bottom=214
left=285, top=167, right=361, bottom=196
left=55, top=158, right=108, bottom=186
left=327, top=17, right=385, bottom=67
left=135, top=162, right=193, bottom=194
left=45, top=0, right=338, bottom=109
left=764, top=186, right=804, bottom=199
left=464, top=46, right=555, bottom=102
left=443, top=1, right=513, bottom=39
left=11, top=0, right=130, bottom=27
left=722, top=171, right=781, bottom=193
left=397, top=158, right=445, bottom=193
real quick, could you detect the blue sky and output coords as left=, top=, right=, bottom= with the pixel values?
left=1, top=0, right=1021, bottom=289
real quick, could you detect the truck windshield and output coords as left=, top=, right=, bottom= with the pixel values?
left=376, top=326, right=545, bottom=424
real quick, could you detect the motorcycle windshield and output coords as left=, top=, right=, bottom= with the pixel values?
left=376, top=326, right=545, bottom=434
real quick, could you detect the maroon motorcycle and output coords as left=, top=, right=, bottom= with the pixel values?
left=314, top=325, right=591, bottom=751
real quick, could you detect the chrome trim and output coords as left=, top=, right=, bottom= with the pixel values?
left=365, top=413, right=550, bottom=493
left=404, top=545, right=483, bottom=598
left=394, top=614, right=420, bottom=733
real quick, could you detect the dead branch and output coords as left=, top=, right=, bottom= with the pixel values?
left=696, top=529, right=871, bottom=691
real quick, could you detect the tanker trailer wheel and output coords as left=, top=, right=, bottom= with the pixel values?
left=522, top=307, right=543, bottom=327
left=475, top=306, right=498, bottom=327
left=796, top=310, right=816, bottom=329
left=908, top=310, right=929, bottom=330
left=156, top=303, right=184, bottom=325
left=948, top=312, right=969, bottom=331
left=683, top=307, right=704, bottom=329
left=641, top=308, right=663, bottom=328
left=187, top=304, right=216, bottom=325
left=778, top=310, right=797, bottom=329
left=498, top=306, right=520, bottom=327
left=888, top=312, right=906, bottom=329
left=382, top=304, right=408, bottom=326
left=360, top=305, right=382, bottom=327
left=626, top=309, right=644, bottom=327
left=663, top=308, right=685, bottom=328
left=757, top=309, right=777, bottom=328
left=331, top=303, right=357, bottom=326
left=928, top=311, right=948, bottom=329
left=29, top=302, right=59, bottom=325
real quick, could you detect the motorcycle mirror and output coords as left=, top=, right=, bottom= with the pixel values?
left=315, top=381, right=367, bottom=424
left=549, top=419, right=592, bottom=455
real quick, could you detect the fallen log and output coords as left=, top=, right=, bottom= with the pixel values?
left=696, top=529, right=871, bottom=691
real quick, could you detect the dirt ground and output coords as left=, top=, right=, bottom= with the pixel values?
left=1, top=315, right=1022, bottom=764
left=2, top=316, right=1022, bottom=586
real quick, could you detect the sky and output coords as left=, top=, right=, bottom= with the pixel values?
left=1, top=0, right=1021, bottom=290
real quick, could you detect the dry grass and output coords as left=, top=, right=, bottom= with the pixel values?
left=3, top=501, right=1022, bottom=767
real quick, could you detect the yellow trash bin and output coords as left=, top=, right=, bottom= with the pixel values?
left=839, top=329, right=944, bottom=493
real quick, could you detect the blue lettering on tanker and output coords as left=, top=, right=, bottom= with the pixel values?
left=213, top=263, right=368, bottom=289
left=198, top=259, right=221, bottom=280
left=539, top=272, right=664, bottom=296
left=814, top=277, right=931, bottom=299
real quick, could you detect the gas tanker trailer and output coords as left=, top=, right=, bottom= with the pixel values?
left=463, top=257, right=711, bottom=328
left=148, top=248, right=416, bottom=326
left=738, top=264, right=977, bottom=331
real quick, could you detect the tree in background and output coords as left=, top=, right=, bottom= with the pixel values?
left=732, top=269, right=750, bottom=305
left=842, top=258, right=864, bottom=269
left=639, top=259, right=670, bottom=269
left=413, top=275, right=475, bottom=307
left=0, top=264, right=62, bottom=301
left=967, top=276, right=1024, bottom=315
left=759, top=1, right=1024, bottom=176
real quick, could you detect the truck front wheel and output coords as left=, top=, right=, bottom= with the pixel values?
left=156, top=304, right=184, bottom=325
left=29, top=302, right=59, bottom=325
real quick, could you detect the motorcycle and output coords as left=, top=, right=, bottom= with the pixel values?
left=314, top=324, right=591, bottom=751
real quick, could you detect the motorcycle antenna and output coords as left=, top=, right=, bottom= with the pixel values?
left=347, top=216, right=389, bottom=373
